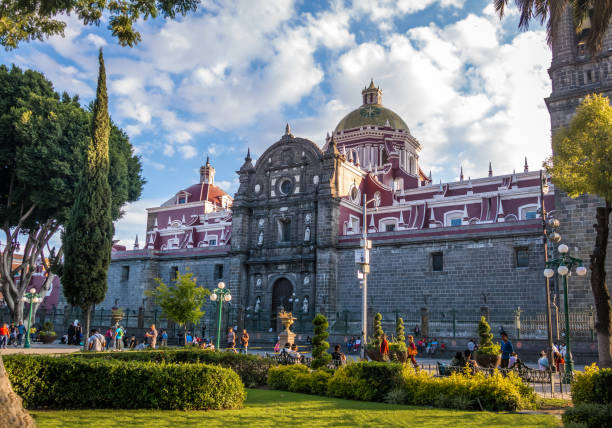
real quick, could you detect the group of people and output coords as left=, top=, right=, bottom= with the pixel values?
left=226, top=327, right=249, bottom=353
left=416, top=337, right=445, bottom=355
left=85, top=324, right=168, bottom=351
left=0, top=322, right=26, bottom=348
left=345, top=336, right=362, bottom=353
left=537, top=342, right=567, bottom=372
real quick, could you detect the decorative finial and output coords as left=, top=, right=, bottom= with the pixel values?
left=245, top=147, right=251, bottom=162
left=285, top=123, right=291, bottom=135
left=460, top=165, right=464, bottom=183
left=488, top=161, right=493, bottom=177
left=524, top=156, right=528, bottom=172
left=206, top=156, right=210, bottom=166
left=133, top=235, right=139, bottom=249
left=428, top=170, right=432, bottom=181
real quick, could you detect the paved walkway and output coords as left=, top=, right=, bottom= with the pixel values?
left=0, top=344, right=81, bottom=355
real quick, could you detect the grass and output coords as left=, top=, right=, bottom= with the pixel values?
left=31, top=389, right=560, bottom=427
left=537, top=396, right=572, bottom=410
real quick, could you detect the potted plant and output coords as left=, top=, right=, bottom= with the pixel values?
left=475, top=316, right=501, bottom=368
left=389, top=317, right=408, bottom=363
left=38, top=321, right=57, bottom=344
left=366, top=313, right=386, bottom=361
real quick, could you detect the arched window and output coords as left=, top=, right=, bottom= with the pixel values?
left=519, top=204, right=539, bottom=220
left=379, top=217, right=398, bottom=232
left=409, top=157, right=415, bottom=174
left=444, top=210, right=464, bottom=227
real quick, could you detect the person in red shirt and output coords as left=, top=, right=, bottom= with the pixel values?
left=379, top=334, right=389, bottom=357
left=0, top=323, right=10, bottom=349
left=407, top=335, right=419, bottom=368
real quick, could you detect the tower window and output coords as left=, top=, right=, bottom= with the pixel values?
left=171, top=266, right=179, bottom=280
left=432, top=252, right=443, bottom=272
left=278, top=218, right=291, bottom=242
left=585, top=70, right=593, bottom=83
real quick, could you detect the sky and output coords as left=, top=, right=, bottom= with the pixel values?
left=0, top=0, right=553, bottom=248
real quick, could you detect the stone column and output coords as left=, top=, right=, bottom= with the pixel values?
left=420, top=307, right=429, bottom=338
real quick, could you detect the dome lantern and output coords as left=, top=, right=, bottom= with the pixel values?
left=362, top=78, right=382, bottom=105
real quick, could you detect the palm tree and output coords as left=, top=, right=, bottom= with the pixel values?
left=494, top=1, right=612, bottom=54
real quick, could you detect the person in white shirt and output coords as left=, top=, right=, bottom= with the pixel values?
left=508, top=352, right=518, bottom=368
left=87, top=329, right=105, bottom=352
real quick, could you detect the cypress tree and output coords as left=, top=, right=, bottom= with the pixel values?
left=311, top=314, right=331, bottom=369
left=396, top=317, right=405, bottom=343
left=62, top=48, right=113, bottom=344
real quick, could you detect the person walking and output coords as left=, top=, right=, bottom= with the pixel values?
left=75, top=323, right=83, bottom=346
left=226, top=327, right=236, bottom=351
left=105, top=326, right=114, bottom=350
left=160, top=330, right=168, bottom=347
left=379, top=334, right=389, bottom=359
left=500, top=332, right=514, bottom=369
left=240, top=329, right=249, bottom=354
left=17, top=322, right=25, bottom=346
left=115, top=325, right=124, bottom=350
left=0, top=323, right=9, bottom=349
left=87, top=329, right=105, bottom=351
left=145, top=324, right=158, bottom=349
left=407, top=335, right=418, bottom=368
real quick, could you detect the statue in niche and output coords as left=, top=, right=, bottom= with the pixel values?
left=254, top=297, right=261, bottom=312
left=258, top=218, right=265, bottom=228
left=302, top=296, right=309, bottom=314
left=303, top=275, right=310, bottom=286
left=305, top=213, right=312, bottom=224
left=257, top=230, right=264, bottom=246
left=256, top=277, right=262, bottom=288
left=304, top=226, right=310, bottom=242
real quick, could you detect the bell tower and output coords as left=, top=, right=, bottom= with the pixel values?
left=545, top=8, right=612, bottom=130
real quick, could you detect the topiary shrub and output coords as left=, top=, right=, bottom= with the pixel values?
left=72, top=348, right=275, bottom=387
left=328, top=361, right=403, bottom=402
left=395, top=317, right=405, bottom=343
left=311, top=314, right=331, bottom=369
left=366, top=313, right=387, bottom=361
left=4, top=354, right=245, bottom=410
left=477, top=316, right=500, bottom=355
left=563, top=403, right=612, bottom=428
left=267, top=365, right=309, bottom=391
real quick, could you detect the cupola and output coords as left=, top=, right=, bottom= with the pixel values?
left=362, top=78, right=382, bottom=105
left=200, top=156, right=215, bottom=185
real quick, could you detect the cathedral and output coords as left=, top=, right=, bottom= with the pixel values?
left=104, top=9, right=611, bottom=339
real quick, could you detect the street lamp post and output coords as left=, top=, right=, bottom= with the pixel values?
left=543, top=243, right=587, bottom=383
left=357, top=193, right=377, bottom=360
left=210, top=282, right=231, bottom=350
left=22, top=288, right=42, bottom=348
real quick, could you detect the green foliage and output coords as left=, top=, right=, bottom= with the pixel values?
left=477, top=316, right=500, bottom=356
left=146, top=270, right=210, bottom=342
left=546, top=94, right=612, bottom=204
left=0, top=1, right=199, bottom=49
left=62, top=50, right=113, bottom=319
left=572, top=364, right=612, bottom=405
left=384, top=387, right=407, bottom=404
left=41, top=321, right=55, bottom=335
left=311, top=314, right=331, bottom=369
left=563, top=403, right=612, bottom=428
left=327, top=362, right=404, bottom=402
left=400, top=366, right=535, bottom=411
left=395, top=317, right=405, bottom=343
left=3, top=354, right=245, bottom=410
left=373, top=312, right=384, bottom=345
left=267, top=365, right=309, bottom=391
left=72, top=348, right=274, bottom=386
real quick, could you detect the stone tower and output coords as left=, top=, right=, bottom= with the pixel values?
left=545, top=9, right=612, bottom=129
left=200, top=156, right=215, bottom=184
left=545, top=7, right=612, bottom=310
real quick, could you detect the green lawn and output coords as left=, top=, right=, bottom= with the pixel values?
left=31, top=389, right=560, bottom=427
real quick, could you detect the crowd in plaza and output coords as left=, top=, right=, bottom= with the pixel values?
left=0, top=322, right=27, bottom=348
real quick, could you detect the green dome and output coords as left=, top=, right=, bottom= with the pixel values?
left=334, top=104, right=410, bottom=134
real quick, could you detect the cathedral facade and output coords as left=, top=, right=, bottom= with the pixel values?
left=104, top=9, right=611, bottom=337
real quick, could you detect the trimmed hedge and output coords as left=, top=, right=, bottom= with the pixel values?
left=4, top=354, right=245, bottom=410
left=266, top=360, right=535, bottom=411
left=72, top=348, right=275, bottom=387
left=572, top=364, right=612, bottom=405
left=563, top=403, right=612, bottom=428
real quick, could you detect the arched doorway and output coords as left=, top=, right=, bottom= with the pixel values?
left=271, top=278, right=293, bottom=329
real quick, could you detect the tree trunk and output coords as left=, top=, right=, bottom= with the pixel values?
left=83, top=306, right=91, bottom=351
left=590, top=203, right=612, bottom=368
left=0, top=357, right=35, bottom=428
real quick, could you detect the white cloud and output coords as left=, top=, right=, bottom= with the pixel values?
left=178, top=145, right=198, bottom=159
left=113, top=198, right=166, bottom=248
left=86, top=33, right=107, bottom=47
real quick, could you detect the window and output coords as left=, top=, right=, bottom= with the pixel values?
left=432, top=252, right=443, bottom=272
left=585, top=69, right=593, bottom=83
left=444, top=211, right=464, bottom=227
left=121, top=266, right=130, bottom=281
left=519, top=205, right=538, bottom=220
left=278, top=218, right=291, bottom=242
left=385, top=224, right=395, bottom=232
left=208, top=239, right=217, bottom=246
left=171, top=266, right=179, bottom=280
left=214, top=264, right=224, bottom=280
left=279, top=178, right=293, bottom=195
left=516, top=248, right=529, bottom=268
left=451, top=218, right=462, bottom=226
left=178, top=197, right=186, bottom=204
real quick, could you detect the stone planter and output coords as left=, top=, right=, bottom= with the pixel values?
left=389, top=350, right=408, bottom=363
left=475, top=352, right=501, bottom=368
left=38, top=334, right=57, bottom=344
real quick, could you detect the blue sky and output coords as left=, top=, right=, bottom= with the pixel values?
left=0, top=0, right=552, bottom=247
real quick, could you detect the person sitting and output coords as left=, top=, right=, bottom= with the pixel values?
left=279, top=343, right=291, bottom=355
left=538, top=351, right=549, bottom=371
left=464, top=350, right=478, bottom=368
left=331, top=344, right=347, bottom=365
left=451, top=351, right=465, bottom=368
left=508, top=352, right=518, bottom=369
left=554, top=351, right=565, bottom=373
left=354, top=338, right=361, bottom=353
left=288, top=344, right=301, bottom=359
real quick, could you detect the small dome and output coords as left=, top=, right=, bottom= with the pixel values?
left=334, top=80, right=410, bottom=134
left=334, top=105, right=410, bottom=134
